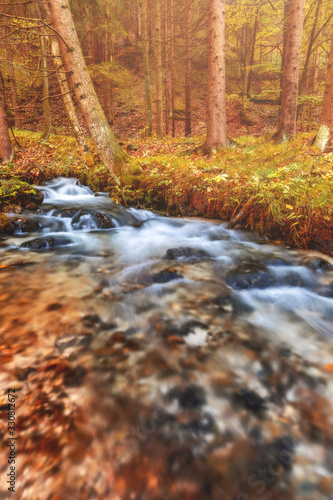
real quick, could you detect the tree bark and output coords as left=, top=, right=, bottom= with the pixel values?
left=312, top=27, right=322, bottom=94
left=314, top=33, right=333, bottom=152
left=166, top=0, right=175, bottom=137
left=0, top=66, right=14, bottom=164
left=152, top=0, right=164, bottom=136
left=4, top=23, right=21, bottom=128
left=185, top=0, right=192, bottom=137
left=35, top=2, right=51, bottom=141
left=48, top=0, right=126, bottom=184
left=247, top=11, right=259, bottom=97
left=139, top=0, right=153, bottom=135
left=204, top=0, right=227, bottom=153
left=39, top=30, right=52, bottom=141
left=274, top=0, right=306, bottom=143
left=299, top=0, right=322, bottom=94
left=280, top=0, right=291, bottom=95
left=50, top=36, right=93, bottom=164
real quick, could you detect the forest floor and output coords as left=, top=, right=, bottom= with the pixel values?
left=1, top=128, right=333, bottom=256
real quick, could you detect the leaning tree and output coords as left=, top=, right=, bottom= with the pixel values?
left=48, top=0, right=127, bottom=184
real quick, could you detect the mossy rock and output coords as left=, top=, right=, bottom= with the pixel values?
left=121, top=163, right=143, bottom=187
left=0, top=213, right=14, bottom=234
left=0, top=179, right=44, bottom=209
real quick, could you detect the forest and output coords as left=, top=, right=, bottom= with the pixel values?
left=1, top=1, right=333, bottom=499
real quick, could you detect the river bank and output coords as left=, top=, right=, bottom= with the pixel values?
left=1, top=129, right=332, bottom=256
left=0, top=177, right=333, bottom=500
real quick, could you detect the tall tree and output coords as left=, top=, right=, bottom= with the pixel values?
left=185, top=0, right=192, bottom=136
left=139, top=0, right=153, bottom=135
left=36, top=3, right=51, bottom=141
left=4, top=21, right=21, bottom=128
left=50, top=36, right=93, bottom=164
left=165, top=0, right=175, bottom=137
left=48, top=0, right=125, bottom=184
left=299, top=0, right=323, bottom=94
left=204, top=0, right=227, bottom=153
left=314, top=32, right=333, bottom=152
left=274, top=0, right=306, bottom=142
left=152, top=0, right=164, bottom=136
left=246, top=9, right=259, bottom=97
left=0, top=66, right=14, bottom=164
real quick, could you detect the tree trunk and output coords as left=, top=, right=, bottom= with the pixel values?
left=35, top=2, right=51, bottom=141
left=242, top=23, right=251, bottom=96
left=204, top=0, right=227, bottom=153
left=85, top=8, right=94, bottom=63
left=274, top=0, right=306, bottom=143
left=185, top=0, right=192, bottom=137
left=299, top=0, right=322, bottom=95
left=314, top=33, right=333, bottom=152
left=166, top=0, right=175, bottom=137
left=247, top=12, right=259, bottom=97
left=280, top=0, right=291, bottom=100
left=5, top=23, right=21, bottom=128
left=48, top=0, right=126, bottom=185
left=139, top=0, right=153, bottom=135
left=0, top=66, right=14, bottom=164
left=50, top=35, right=93, bottom=165
left=152, top=0, right=164, bottom=136
left=39, top=28, right=52, bottom=141
left=312, top=28, right=322, bottom=94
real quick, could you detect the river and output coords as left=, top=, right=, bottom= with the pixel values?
left=1, top=177, right=333, bottom=500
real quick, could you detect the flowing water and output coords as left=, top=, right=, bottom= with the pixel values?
left=1, top=177, right=333, bottom=500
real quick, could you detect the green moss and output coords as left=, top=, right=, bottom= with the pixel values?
left=0, top=213, right=14, bottom=234
left=0, top=178, right=43, bottom=209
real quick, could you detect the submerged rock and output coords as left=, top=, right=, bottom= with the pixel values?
left=152, top=269, right=183, bottom=283
left=71, top=209, right=116, bottom=230
left=55, top=334, right=92, bottom=353
left=228, top=271, right=276, bottom=290
left=164, top=247, right=211, bottom=261
left=21, top=235, right=73, bottom=250
left=233, top=388, right=267, bottom=416
left=166, top=385, right=207, bottom=409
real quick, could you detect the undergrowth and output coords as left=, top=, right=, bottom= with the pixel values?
left=2, top=129, right=333, bottom=254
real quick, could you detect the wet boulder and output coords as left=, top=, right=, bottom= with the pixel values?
left=227, top=270, right=276, bottom=290
left=71, top=209, right=116, bottom=230
left=227, top=262, right=276, bottom=290
left=164, top=247, right=211, bottom=261
left=52, top=207, right=81, bottom=218
left=10, top=217, right=40, bottom=234
left=21, top=235, right=73, bottom=250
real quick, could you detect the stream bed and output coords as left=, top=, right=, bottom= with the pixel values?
left=1, top=178, right=333, bottom=500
